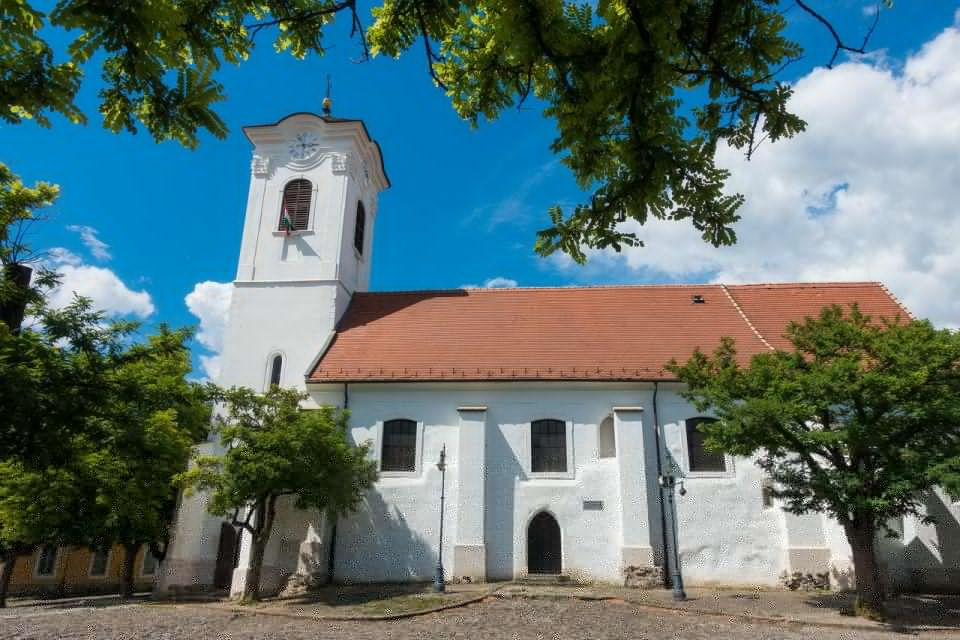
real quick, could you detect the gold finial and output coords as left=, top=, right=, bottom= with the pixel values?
left=322, top=74, right=332, bottom=116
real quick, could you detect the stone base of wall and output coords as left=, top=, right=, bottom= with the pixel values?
left=623, top=565, right=664, bottom=589
left=454, top=544, right=486, bottom=583
left=788, top=547, right=831, bottom=575
left=909, top=567, right=960, bottom=594
left=621, top=546, right=655, bottom=568
left=230, top=564, right=289, bottom=598
left=157, top=558, right=217, bottom=594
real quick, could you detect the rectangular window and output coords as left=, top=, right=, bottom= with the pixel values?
left=141, top=551, right=159, bottom=577
left=381, top=419, right=417, bottom=472
left=89, top=547, right=110, bottom=577
left=686, top=417, right=727, bottom=472
left=35, top=546, right=58, bottom=577
left=532, top=419, right=567, bottom=473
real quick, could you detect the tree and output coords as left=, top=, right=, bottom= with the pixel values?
left=0, top=162, right=58, bottom=333
left=0, top=458, right=96, bottom=607
left=87, top=325, right=209, bottom=598
left=668, top=305, right=960, bottom=617
left=2, top=1, right=886, bottom=258
left=178, top=386, right=377, bottom=601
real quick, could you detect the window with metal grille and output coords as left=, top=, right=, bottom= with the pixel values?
left=686, top=417, right=727, bottom=472
left=278, top=179, right=312, bottom=232
left=35, top=545, right=57, bottom=576
left=269, top=355, right=282, bottom=388
left=532, top=419, right=567, bottom=472
left=381, top=419, right=417, bottom=472
left=354, top=201, right=366, bottom=255
left=89, top=547, right=110, bottom=577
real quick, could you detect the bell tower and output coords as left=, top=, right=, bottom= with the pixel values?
left=217, top=112, right=390, bottom=391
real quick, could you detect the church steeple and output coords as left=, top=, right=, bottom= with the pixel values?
left=235, top=112, right=389, bottom=294
left=216, top=112, right=389, bottom=391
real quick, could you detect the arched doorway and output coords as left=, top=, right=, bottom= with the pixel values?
left=527, top=512, right=562, bottom=574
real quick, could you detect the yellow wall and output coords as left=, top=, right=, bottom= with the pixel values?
left=9, top=544, right=156, bottom=597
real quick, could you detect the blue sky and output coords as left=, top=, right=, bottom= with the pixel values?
left=4, top=2, right=960, bottom=376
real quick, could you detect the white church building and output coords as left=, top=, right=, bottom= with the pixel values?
left=159, top=112, right=960, bottom=596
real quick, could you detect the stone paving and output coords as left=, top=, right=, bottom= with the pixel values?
left=5, top=595, right=959, bottom=640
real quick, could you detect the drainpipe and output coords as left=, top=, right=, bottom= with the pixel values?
left=651, top=382, right=671, bottom=589
left=325, top=382, right=349, bottom=585
left=653, top=381, right=686, bottom=600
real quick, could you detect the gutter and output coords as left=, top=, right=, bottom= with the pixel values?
left=651, top=381, right=672, bottom=589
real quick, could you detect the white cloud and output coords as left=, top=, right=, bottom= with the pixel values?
left=66, top=225, right=111, bottom=261
left=551, top=22, right=960, bottom=328
left=45, top=248, right=154, bottom=318
left=461, top=276, right=519, bottom=289
left=185, top=281, right=233, bottom=380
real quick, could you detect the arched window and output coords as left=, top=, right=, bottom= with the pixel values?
left=597, top=415, right=616, bottom=458
left=685, top=417, right=727, bottom=472
left=278, top=179, right=312, bottom=232
left=381, top=419, right=417, bottom=472
left=354, top=201, right=366, bottom=255
left=531, top=419, right=567, bottom=472
left=268, top=354, right=282, bottom=388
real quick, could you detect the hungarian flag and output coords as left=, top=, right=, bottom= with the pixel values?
left=281, top=204, right=294, bottom=236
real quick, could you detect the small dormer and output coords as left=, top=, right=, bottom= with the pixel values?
left=234, top=113, right=389, bottom=293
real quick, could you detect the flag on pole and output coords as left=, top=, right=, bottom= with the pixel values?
left=281, top=203, right=294, bottom=236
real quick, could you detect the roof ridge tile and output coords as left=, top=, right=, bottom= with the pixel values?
left=720, top=284, right=774, bottom=351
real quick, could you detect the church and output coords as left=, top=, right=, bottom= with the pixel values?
left=158, top=111, right=960, bottom=597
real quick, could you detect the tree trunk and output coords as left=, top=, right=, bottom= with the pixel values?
left=0, top=551, right=15, bottom=608
left=242, top=533, right=267, bottom=602
left=0, top=263, right=32, bottom=333
left=120, top=543, right=140, bottom=599
left=241, top=497, right=277, bottom=602
left=845, top=520, right=884, bottom=617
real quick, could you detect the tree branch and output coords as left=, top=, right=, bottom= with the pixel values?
left=795, top=0, right=881, bottom=68
left=414, top=1, right=447, bottom=90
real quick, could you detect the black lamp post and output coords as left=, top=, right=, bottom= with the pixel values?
left=659, top=472, right=687, bottom=601
left=433, top=444, right=447, bottom=593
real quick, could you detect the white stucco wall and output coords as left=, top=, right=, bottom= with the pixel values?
left=298, top=383, right=792, bottom=586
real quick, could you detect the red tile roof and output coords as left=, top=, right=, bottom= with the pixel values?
left=307, top=282, right=910, bottom=383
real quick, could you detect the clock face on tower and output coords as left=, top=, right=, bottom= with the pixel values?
left=289, top=132, right=320, bottom=160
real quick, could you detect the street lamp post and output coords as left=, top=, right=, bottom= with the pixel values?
left=433, top=444, right=447, bottom=593
left=659, top=473, right=687, bottom=601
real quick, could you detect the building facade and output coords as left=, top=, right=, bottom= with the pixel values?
left=158, top=112, right=960, bottom=597
left=9, top=544, right=158, bottom=597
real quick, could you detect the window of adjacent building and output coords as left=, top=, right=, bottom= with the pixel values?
left=141, top=551, right=159, bottom=577
left=35, top=546, right=58, bottom=577
left=354, top=201, right=366, bottom=255
left=685, top=417, right=727, bottom=473
left=278, top=179, right=312, bottom=232
left=598, top=415, right=616, bottom=459
left=532, top=419, right=568, bottom=473
left=268, top=354, right=282, bottom=388
left=89, top=547, right=110, bottom=577
left=381, top=419, right=417, bottom=472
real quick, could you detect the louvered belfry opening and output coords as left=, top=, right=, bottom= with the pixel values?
left=279, top=178, right=312, bottom=231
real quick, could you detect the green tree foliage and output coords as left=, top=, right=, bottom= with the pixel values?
left=86, top=325, right=209, bottom=597
left=668, top=305, right=960, bottom=616
left=1, top=2, right=883, bottom=257
left=178, top=386, right=378, bottom=601
left=0, top=461, right=94, bottom=607
left=0, top=162, right=59, bottom=331
left=0, top=301, right=209, bottom=602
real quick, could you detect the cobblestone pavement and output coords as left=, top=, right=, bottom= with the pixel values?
left=3, top=597, right=950, bottom=639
